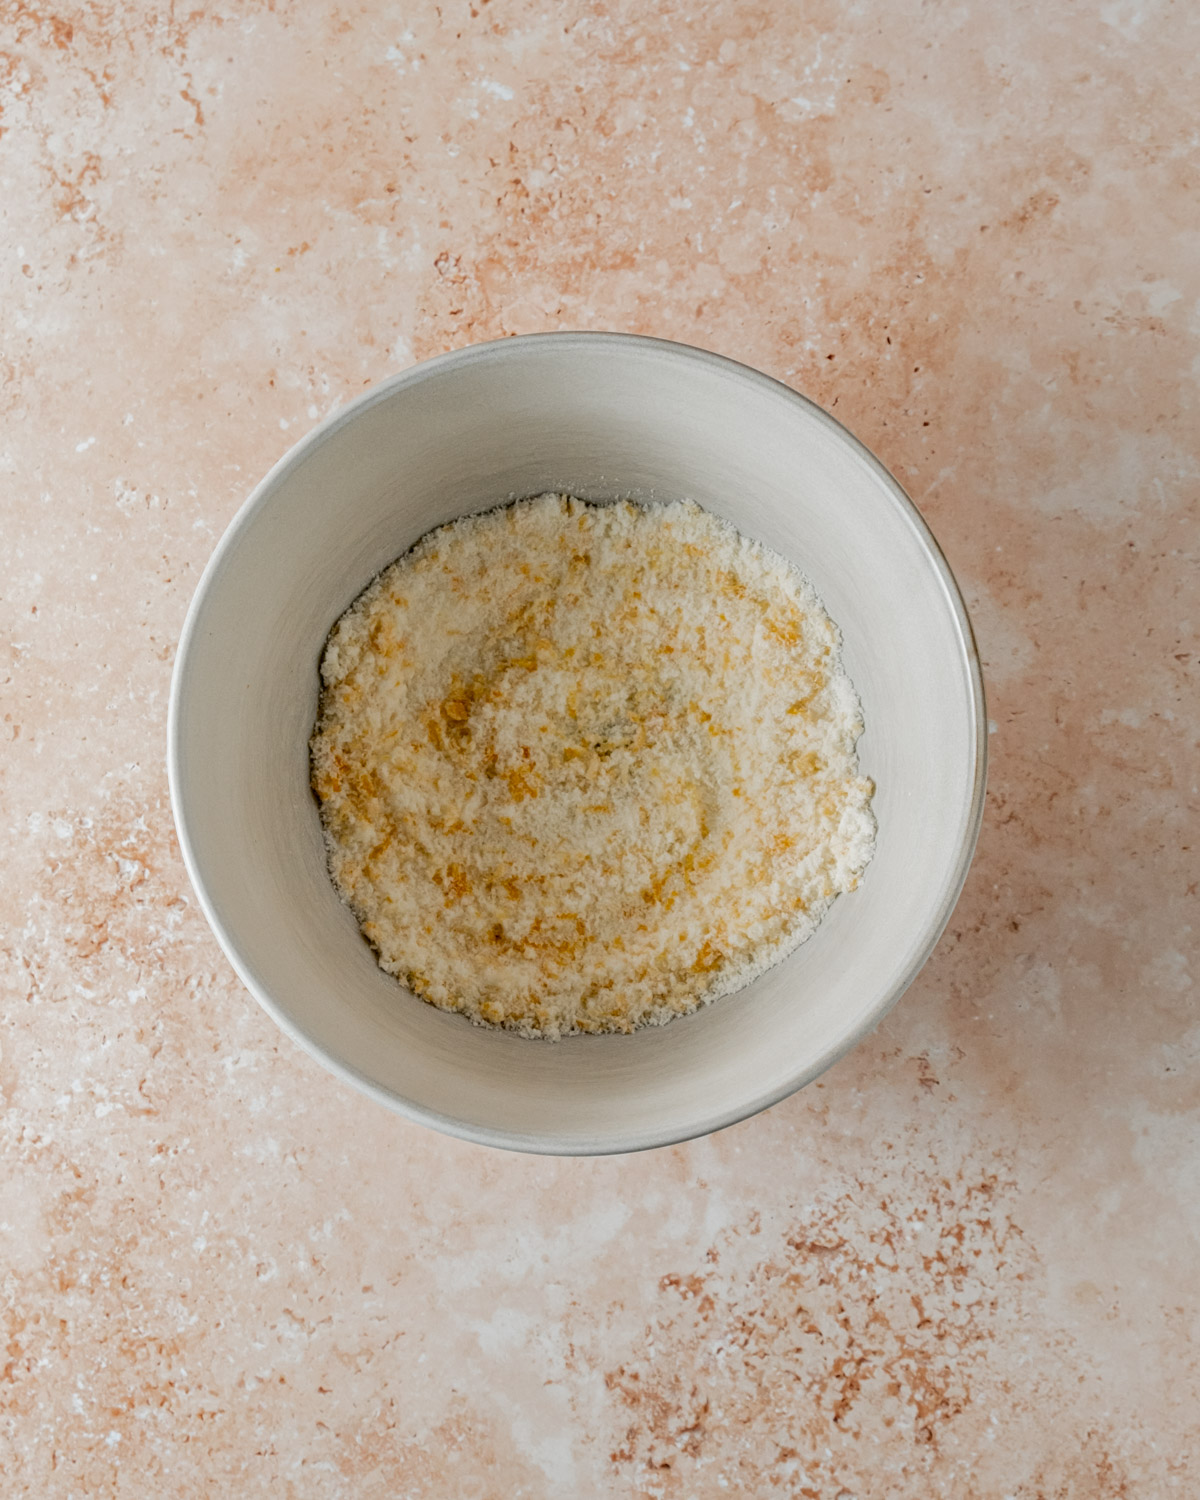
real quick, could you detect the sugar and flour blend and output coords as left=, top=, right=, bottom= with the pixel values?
left=310, top=495, right=876, bottom=1038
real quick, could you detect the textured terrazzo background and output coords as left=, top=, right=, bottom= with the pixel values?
left=2, top=0, right=1198, bottom=1494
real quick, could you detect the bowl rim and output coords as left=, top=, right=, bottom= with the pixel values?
left=168, top=330, right=988, bottom=1156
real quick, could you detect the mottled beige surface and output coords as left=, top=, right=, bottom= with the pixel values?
left=1, top=0, right=1197, bottom=1494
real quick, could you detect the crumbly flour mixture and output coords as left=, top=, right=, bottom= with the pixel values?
left=311, top=495, right=876, bottom=1038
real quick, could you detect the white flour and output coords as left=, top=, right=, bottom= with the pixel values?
left=311, top=495, right=876, bottom=1038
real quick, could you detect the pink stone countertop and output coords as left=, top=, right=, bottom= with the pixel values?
left=2, top=1, right=1197, bottom=1494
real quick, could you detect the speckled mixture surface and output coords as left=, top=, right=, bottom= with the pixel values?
left=2, top=1, right=1197, bottom=1495
left=312, top=496, right=874, bottom=1037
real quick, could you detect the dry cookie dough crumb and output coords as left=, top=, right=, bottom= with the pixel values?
left=311, top=494, right=875, bottom=1038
